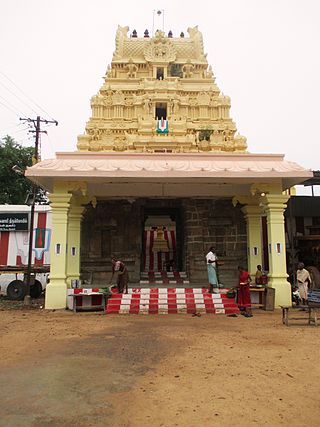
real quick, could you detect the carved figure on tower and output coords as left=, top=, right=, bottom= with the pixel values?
left=126, top=59, right=138, bottom=78
left=182, top=60, right=194, bottom=78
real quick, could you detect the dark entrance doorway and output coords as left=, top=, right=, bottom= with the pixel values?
left=142, top=206, right=184, bottom=272
left=155, top=102, right=167, bottom=120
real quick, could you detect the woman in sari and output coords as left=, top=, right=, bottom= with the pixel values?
left=238, top=266, right=253, bottom=317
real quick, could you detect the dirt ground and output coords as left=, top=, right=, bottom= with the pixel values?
left=0, top=300, right=320, bottom=427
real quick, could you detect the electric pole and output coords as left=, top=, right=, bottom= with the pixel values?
left=19, top=116, right=58, bottom=305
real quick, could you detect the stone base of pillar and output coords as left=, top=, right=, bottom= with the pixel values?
left=45, top=280, right=67, bottom=309
left=267, top=275, right=292, bottom=307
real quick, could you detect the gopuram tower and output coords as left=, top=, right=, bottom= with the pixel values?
left=77, top=26, right=247, bottom=154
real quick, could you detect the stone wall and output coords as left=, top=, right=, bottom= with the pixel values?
left=80, top=198, right=248, bottom=288
left=183, top=198, right=247, bottom=287
left=80, top=200, right=142, bottom=285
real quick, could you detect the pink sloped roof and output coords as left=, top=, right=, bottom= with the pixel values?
left=25, top=151, right=312, bottom=192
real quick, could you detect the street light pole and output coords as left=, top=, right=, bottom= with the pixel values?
left=25, top=186, right=36, bottom=305
left=24, top=116, right=40, bottom=306
left=19, top=116, right=58, bottom=305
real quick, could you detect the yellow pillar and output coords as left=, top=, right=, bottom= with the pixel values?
left=66, top=203, right=85, bottom=286
left=45, top=191, right=72, bottom=309
left=241, top=205, right=263, bottom=276
left=261, top=193, right=291, bottom=307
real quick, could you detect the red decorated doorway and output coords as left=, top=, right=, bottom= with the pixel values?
left=142, top=207, right=184, bottom=273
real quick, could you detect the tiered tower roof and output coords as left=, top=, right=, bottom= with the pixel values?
left=77, top=26, right=247, bottom=153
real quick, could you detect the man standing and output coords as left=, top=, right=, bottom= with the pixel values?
left=297, top=262, right=311, bottom=306
left=206, top=246, right=218, bottom=293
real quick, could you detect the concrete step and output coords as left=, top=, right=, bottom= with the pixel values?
left=140, top=271, right=189, bottom=285
left=106, top=287, right=239, bottom=315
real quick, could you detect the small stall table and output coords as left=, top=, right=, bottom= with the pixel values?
left=250, top=286, right=275, bottom=310
left=71, top=291, right=106, bottom=313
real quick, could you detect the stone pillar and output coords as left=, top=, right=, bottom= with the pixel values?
left=241, top=205, right=263, bottom=275
left=45, top=192, right=72, bottom=309
left=66, top=203, right=85, bottom=287
left=262, top=193, right=291, bottom=307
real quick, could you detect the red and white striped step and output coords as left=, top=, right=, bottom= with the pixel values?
left=67, top=288, right=104, bottom=311
left=106, top=288, right=240, bottom=315
left=140, top=271, right=189, bottom=285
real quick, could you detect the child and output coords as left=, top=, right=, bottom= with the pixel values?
left=255, top=265, right=263, bottom=285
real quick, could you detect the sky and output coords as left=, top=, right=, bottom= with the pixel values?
left=0, top=0, right=319, bottom=194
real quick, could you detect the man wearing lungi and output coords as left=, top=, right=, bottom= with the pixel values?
left=206, top=246, right=219, bottom=293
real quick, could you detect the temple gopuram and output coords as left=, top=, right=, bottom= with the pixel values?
left=26, top=25, right=312, bottom=309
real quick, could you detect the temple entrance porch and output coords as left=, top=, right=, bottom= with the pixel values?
left=24, top=151, right=307, bottom=309
left=48, top=186, right=293, bottom=308
left=79, top=197, right=249, bottom=289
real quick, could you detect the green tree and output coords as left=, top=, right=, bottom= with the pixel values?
left=0, top=135, right=47, bottom=204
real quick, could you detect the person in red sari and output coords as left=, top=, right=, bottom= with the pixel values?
left=237, top=266, right=253, bottom=317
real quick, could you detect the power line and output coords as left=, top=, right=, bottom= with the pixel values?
left=20, top=115, right=58, bottom=161
left=0, top=122, right=24, bottom=134
left=0, top=127, right=30, bottom=139
left=9, top=136, right=34, bottom=146
left=0, top=79, right=39, bottom=116
left=43, top=132, right=56, bottom=158
left=0, top=70, right=56, bottom=120
left=0, top=98, right=21, bottom=117
left=14, top=125, right=32, bottom=134
left=0, top=93, right=27, bottom=117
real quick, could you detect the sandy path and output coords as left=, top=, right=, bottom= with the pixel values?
left=0, top=307, right=319, bottom=427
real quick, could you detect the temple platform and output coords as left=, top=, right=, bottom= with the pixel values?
left=139, top=271, right=189, bottom=286
left=106, top=287, right=240, bottom=315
